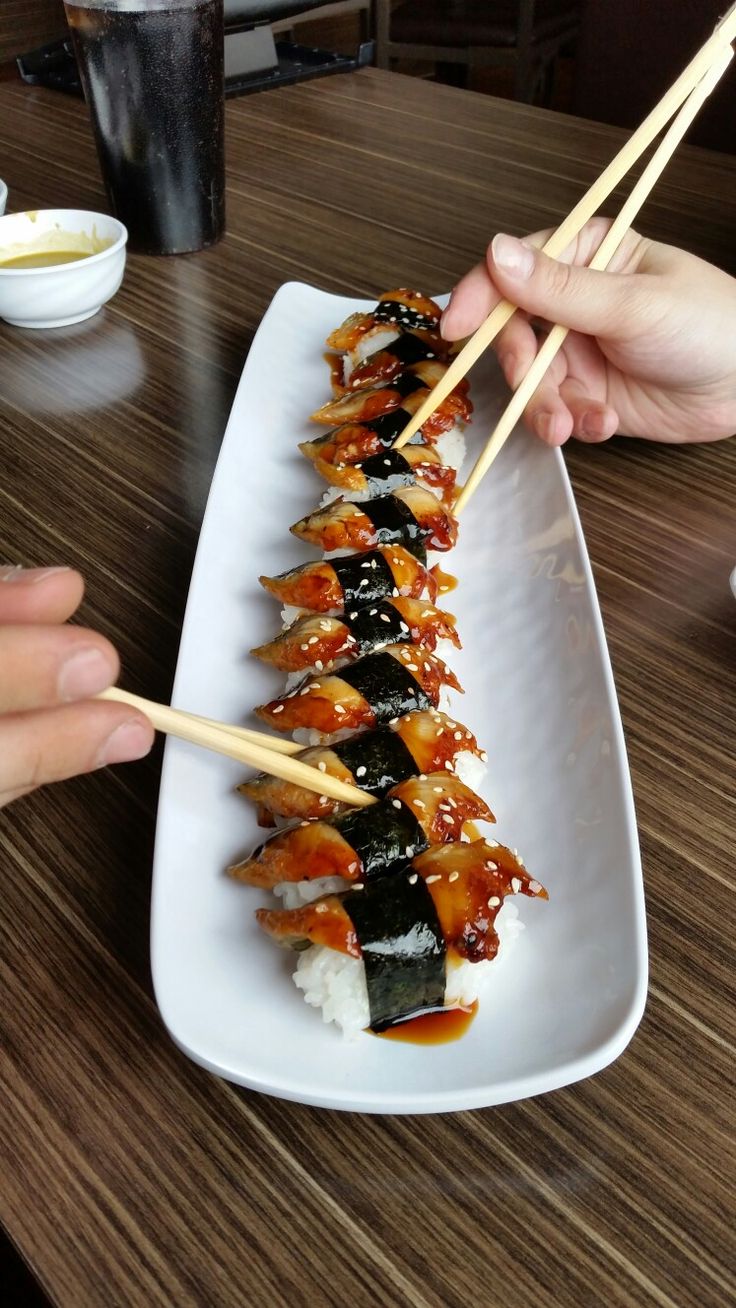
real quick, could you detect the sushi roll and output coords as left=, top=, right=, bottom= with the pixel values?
left=290, top=486, right=458, bottom=554
left=326, top=290, right=443, bottom=357
left=312, top=446, right=456, bottom=504
left=238, top=709, right=487, bottom=825
left=254, top=645, right=462, bottom=736
left=251, top=597, right=460, bottom=673
left=256, top=840, right=547, bottom=1036
left=259, top=545, right=439, bottom=615
left=229, top=773, right=495, bottom=889
left=300, top=383, right=472, bottom=470
left=310, top=361, right=469, bottom=427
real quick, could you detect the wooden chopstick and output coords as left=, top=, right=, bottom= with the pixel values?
left=99, top=686, right=302, bottom=754
left=392, top=3, right=736, bottom=451
left=98, top=686, right=375, bottom=807
left=453, top=45, right=733, bottom=513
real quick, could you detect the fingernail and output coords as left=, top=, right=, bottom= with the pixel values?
left=58, top=647, right=115, bottom=701
left=0, top=565, right=70, bottom=584
left=492, top=234, right=535, bottom=280
left=439, top=306, right=456, bottom=336
left=97, top=719, right=153, bottom=768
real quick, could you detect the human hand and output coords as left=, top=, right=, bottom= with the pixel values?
left=441, top=218, right=736, bottom=446
left=0, top=566, right=154, bottom=808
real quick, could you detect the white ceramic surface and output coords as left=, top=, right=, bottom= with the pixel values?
left=151, top=281, right=647, bottom=1114
left=0, top=180, right=7, bottom=216
left=0, top=208, right=126, bottom=328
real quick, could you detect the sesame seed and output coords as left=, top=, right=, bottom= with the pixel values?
left=479, top=751, right=488, bottom=762
left=448, top=798, right=457, bottom=809
left=433, top=786, right=443, bottom=793
left=453, top=731, right=462, bottom=740
left=441, top=814, right=454, bottom=825
left=351, top=883, right=365, bottom=891
left=369, top=608, right=378, bottom=616
left=413, top=799, right=426, bottom=810
left=334, top=705, right=346, bottom=715
left=315, top=660, right=324, bottom=671
left=300, top=643, right=309, bottom=651
left=392, top=587, right=400, bottom=597
left=439, top=802, right=452, bottom=812
left=511, top=877, right=522, bottom=894
left=355, top=765, right=367, bottom=777
left=444, top=761, right=454, bottom=771
left=300, top=686, right=311, bottom=695
left=417, top=774, right=427, bottom=781
left=421, top=609, right=432, bottom=618
left=406, top=663, right=418, bottom=671
left=358, top=578, right=369, bottom=587
left=347, top=861, right=358, bottom=873
left=408, top=873, right=418, bottom=884
left=380, top=613, right=391, bottom=623
left=448, top=871, right=459, bottom=882
left=361, top=561, right=371, bottom=569
left=319, top=620, right=331, bottom=631
left=308, top=636, right=319, bottom=645
left=488, top=896, right=501, bottom=908
left=389, top=717, right=399, bottom=726
left=486, top=861, right=498, bottom=871
left=399, top=622, right=409, bottom=634
left=405, top=845, right=415, bottom=857
left=349, top=612, right=358, bottom=620
left=272, top=705, right=284, bottom=714
left=529, top=879, right=543, bottom=895
left=319, top=796, right=328, bottom=806
left=392, top=799, right=402, bottom=809
left=318, top=761, right=327, bottom=772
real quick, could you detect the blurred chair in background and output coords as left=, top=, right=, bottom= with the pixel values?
left=375, top=0, right=580, bottom=104
left=574, top=0, right=736, bottom=154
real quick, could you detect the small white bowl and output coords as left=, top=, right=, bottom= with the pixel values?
left=0, top=180, right=7, bottom=216
left=0, top=208, right=127, bottom=329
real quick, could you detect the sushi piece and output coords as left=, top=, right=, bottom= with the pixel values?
left=253, top=645, right=462, bottom=735
left=237, top=710, right=486, bottom=825
left=312, top=446, right=456, bottom=504
left=251, top=597, right=460, bottom=673
left=259, top=546, right=438, bottom=614
left=341, top=331, right=448, bottom=393
left=230, top=774, right=495, bottom=889
left=310, top=361, right=469, bottom=426
left=326, top=290, right=442, bottom=355
left=300, top=385, right=472, bottom=467
left=290, top=487, right=458, bottom=554
left=256, top=840, right=547, bottom=1034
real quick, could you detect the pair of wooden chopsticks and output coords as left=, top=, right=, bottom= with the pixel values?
left=98, top=686, right=375, bottom=808
left=393, top=6, right=736, bottom=512
left=103, top=9, right=736, bottom=804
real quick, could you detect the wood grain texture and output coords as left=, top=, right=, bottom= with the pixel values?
left=0, top=0, right=68, bottom=62
left=1, top=70, right=735, bottom=1308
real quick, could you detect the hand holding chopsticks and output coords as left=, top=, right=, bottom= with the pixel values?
left=454, top=44, right=734, bottom=511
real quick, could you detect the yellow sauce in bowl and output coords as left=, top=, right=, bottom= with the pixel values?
left=0, top=250, right=97, bottom=269
left=0, top=226, right=114, bottom=271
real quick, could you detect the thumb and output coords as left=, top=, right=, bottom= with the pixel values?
left=488, top=233, right=647, bottom=338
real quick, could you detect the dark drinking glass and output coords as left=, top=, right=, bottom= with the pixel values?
left=64, top=0, right=225, bottom=255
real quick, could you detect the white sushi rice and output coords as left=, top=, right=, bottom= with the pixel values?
left=453, top=750, right=487, bottom=794
left=274, top=875, right=348, bottom=909
left=342, top=327, right=401, bottom=383
left=294, top=899, right=523, bottom=1039
left=431, top=424, right=466, bottom=473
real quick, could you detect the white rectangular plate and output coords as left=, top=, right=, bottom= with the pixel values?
left=151, top=281, right=647, bottom=1114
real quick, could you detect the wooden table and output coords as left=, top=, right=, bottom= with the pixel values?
left=1, top=69, right=734, bottom=1308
